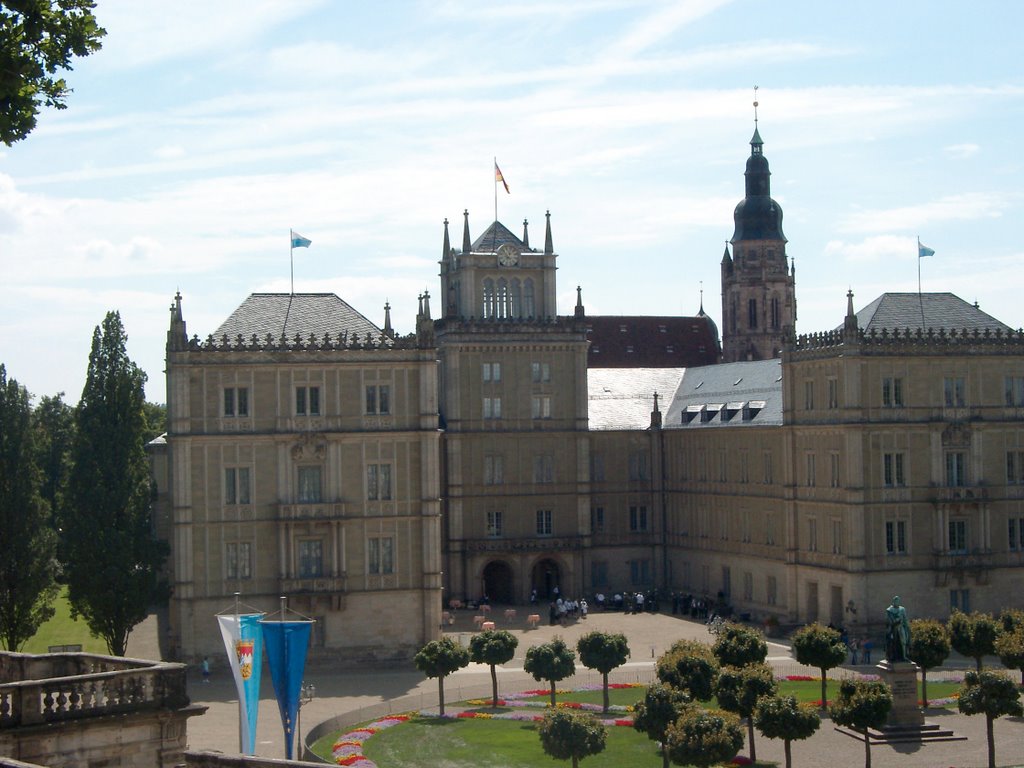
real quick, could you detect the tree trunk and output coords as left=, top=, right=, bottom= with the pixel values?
left=550, top=679, right=557, bottom=707
left=863, top=727, right=871, bottom=768
left=572, top=756, right=579, bottom=768
left=662, top=744, right=670, bottom=768
left=747, top=715, right=757, bottom=762
left=491, top=664, right=499, bottom=708
left=975, top=656, right=983, bottom=671
left=921, top=668, right=928, bottom=707
left=602, top=672, right=609, bottom=713
left=438, top=676, right=446, bottom=717
left=820, top=668, right=828, bottom=710
left=784, top=738, right=792, bottom=768
left=986, top=714, right=995, bottom=768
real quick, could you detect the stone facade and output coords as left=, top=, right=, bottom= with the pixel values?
left=0, top=652, right=202, bottom=768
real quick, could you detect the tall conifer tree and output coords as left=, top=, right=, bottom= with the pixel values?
left=0, top=365, right=59, bottom=650
left=62, top=312, right=168, bottom=656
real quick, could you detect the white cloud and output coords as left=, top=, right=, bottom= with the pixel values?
left=839, top=193, right=1007, bottom=233
left=944, top=143, right=980, bottom=159
left=823, top=235, right=916, bottom=263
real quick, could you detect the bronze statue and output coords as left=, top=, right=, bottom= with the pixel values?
left=884, top=595, right=910, bottom=662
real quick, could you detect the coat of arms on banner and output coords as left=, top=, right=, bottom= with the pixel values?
left=236, top=638, right=255, bottom=680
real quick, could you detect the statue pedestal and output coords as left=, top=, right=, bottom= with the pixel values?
left=876, top=661, right=923, bottom=727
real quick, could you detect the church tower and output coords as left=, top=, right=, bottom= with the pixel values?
left=721, top=126, right=796, bottom=362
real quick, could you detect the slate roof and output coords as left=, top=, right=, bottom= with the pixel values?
left=664, top=359, right=782, bottom=428
left=469, top=221, right=530, bottom=253
left=213, top=293, right=383, bottom=341
left=587, top=316, right=721, bottom=368
left=845, top=293, right=1013, bottom=334
left=588, top=368, right=686, bottom=430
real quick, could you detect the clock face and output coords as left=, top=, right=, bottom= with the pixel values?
left=497, top=244, right=519, bottom=267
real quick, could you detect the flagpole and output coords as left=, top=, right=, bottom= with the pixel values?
left=289, top=230, right=295, bottom=296
left=494, top=157, right=498, bottom=225
left=917, top=236, right=925, bottom=329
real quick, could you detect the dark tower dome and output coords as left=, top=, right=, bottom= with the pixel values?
left=731, top=128, right=787, bottom=242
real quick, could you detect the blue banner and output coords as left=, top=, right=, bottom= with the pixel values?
left=217, top=613, right=264, bottom=755
left=260, top=619, right=313, bottom=759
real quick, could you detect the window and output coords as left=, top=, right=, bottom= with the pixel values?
left=226, top=542, right=252, bottom=579
left=297, top=466, right=322, bottom=503
left=721, top=565, right=731, bottom=597
left=886, top=520, right=907, bottom=554
left=948, top=520, right=967, bottom=553
left=766, top=575, right=777, bottom=605
left=484, top=455, right=504, bottom=485
left=766, top=513, right=776, bottom=546
left=368, top=536, right=394, bottom=574
left=483, top=397, right=502, bottom=419
left=763, top=451, right=773, bottom=484
left=366, top=384, right=391, bottom=415
left=531, top=395, right=552, bottom=419
left=830, top=452, right=840, bottom=488
left=591, top=506, right=604, bottom=533
left=1005, top=376, right=1024, bottom=406
left=536, top=509, right=552, bottom=536
left=944, top=376, right=965, bottom=407
left=739, top=451, right=749, bottom=484
left=827, top=378, right=838, bottom=409
left=808, top=518, right=818, bottom=552
left=296, top=385, right=320, bottom=416
left=366, top=464, right=392, bottom=500
left=718, top=449, right=727, bottom=482
left=531, top=362, right=551, bottom=383
left=950, top=589, right=970, bottom=613
left=945, top=452, right=966, bottom=487
left=770, top=296, right=780, bottom=329
left=884, top=453, right=906, bottom=487
left=698, top=451, right=708, bottom=482
left=486, top=510, right=503, bottom=537
left=629, top=505, right=648, bottom=532
left=748, top=298, right=758, bottom=329
left=298, top=539, right=323, bottom=578
left=1007, top=451, right=1024, bottom=484
left=629, top=451, right=649, bottom=481
left=743, top=571, right=754, bottom=601
left=804, top=380, right=814, bottom=410
left=831, top=519, right=842, bottom=554
left=805, top=453, right=816, bottom=487
left=882, top=377, right=903, bottom=407
left=225, top=466, right=251, bottom=505
left=590, top=453, right=605, bottom=482
left=591, top=561, right=608, bottom=586
left=482, top=362, right=501, bottom=382
left=224, top=387, right=249, bottom=417
left=631, top=559, right=651, bottom=585
left=1009, top=517, right=1024, bottom=551
left=533, top=455, right=553, bottom=484
left=741, top=511, right=751, bottom=543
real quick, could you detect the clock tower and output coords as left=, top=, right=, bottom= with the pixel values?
left=720, top=127, right=796, bottom=362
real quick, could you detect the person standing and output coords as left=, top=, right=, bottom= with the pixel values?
left=201, top=656, right=210, bottom=683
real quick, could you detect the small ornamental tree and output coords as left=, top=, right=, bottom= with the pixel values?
left=538, top=709, right=607, bottom=768
left=998, top=607, right=1024, bottom=633
left=957, top=670, right=1023, bottom=768
left=712, top=622, right=768, bottom=668
left=829, top=679, right=893, bottom=768
left=754, top=695, right=821, bottom=768
left=469, top=629, right=518, bottom=708
left=655, top=639, right=719, bottom=702
left=413, top=636, right=470, bottom=716
left=576, top=631, right=630, bottom=712
left=791, top=623, right=848, bottom=710
left=715, top=663, right=777, bottom=763
left=907, top=618, right=951, bottom=707
left=633, top=683, right=689, bottom=768
left=524, top=637, right=576, bottom=706
left=948, top=610, right=998, bottom=671
left=665, top=706, right=744, bottom=768
left=994, top=625, right=1024, bottom=685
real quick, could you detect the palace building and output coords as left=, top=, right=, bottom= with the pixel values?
left=153, top=128, right=1024, bottom=664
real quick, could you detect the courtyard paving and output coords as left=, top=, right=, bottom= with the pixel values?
left=141, top=609, right=1024, bottom=767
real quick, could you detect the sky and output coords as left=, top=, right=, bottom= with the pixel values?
left=2, top=0, right=1023, bottom=405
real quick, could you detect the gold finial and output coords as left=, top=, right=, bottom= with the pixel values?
left=753, top=85, right=759, bottom=124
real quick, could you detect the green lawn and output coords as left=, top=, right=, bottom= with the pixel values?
left=18, top=586, right=107, bottom=655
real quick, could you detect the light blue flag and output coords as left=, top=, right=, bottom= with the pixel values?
left=217, top=613, right=265, bottom=755
left=291, top=231, right=312, bottom=249
left=261, top=619, right=313, bottom=760
left=918, top=242, right=935, bottom=258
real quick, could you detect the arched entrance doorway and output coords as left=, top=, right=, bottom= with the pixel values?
left=482, top=561, right=515, bottom=604
left=531, top=558, right=561, bottom=599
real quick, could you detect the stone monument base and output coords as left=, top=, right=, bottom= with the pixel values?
left=834, top=661, right=964, bottom=743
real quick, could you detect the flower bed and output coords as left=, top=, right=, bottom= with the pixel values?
left=331, top=715, right=409, bottom=767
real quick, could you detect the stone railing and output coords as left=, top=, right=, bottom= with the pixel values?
left=0, top=653, right=189, bottom=729
left=185, top=330, right=423, bottom=352
left=462, top=535, right=585, bottom=552
left=788, top=325, right=1024, bottom=359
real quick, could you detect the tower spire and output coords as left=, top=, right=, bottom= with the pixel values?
left=522, top=218, right=530, bottom=249
left=462, top=209, right=471, bottom=254
left=544, top=210, right=553, bottom=254
left=442, top=218, right=450, bottom=259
